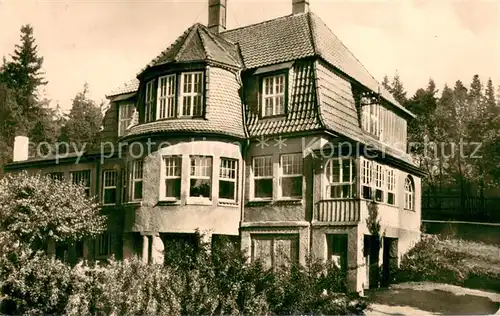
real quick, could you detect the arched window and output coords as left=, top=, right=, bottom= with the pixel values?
left=324, top=159, right=356, bottom=199
left=404, top=176, right=415, bottom=210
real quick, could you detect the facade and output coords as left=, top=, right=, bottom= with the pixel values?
left=4, top=0, right=425, bottom=292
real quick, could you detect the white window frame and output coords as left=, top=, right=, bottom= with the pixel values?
left=374, top=162, right=384, bottom=202
left=404, top=176, right=415, bottom=211
left=279, top=153, right=303, bottom=199
left=144, top=80, right=155, bottom=123
left=361, top=158, right=373, bottom=200
left=131, top=159, right=144, bottom=201
left=252, top=156, right=273, bottom=200
left=361, top=96, right=371, bottom=132
left=160, top=155, right=182, bottom=201
left=262, top=74, right=286, bottom=117
left=118, top=103, right=136, bottom=136
left=386, top=168, right=396, bottom=205
left=219, top=158, right=238, bottom=202
left=189, top=155, right=212, bottom=200
left=157, top=74, right=176, bottom=120
left=102, top=170, right=118, bottom=205
left=95, top=232, right=112, bottom=259
left=324, top=158, right=356, bottom=199
left=70, top=170, right=91, bottom=197
left=180, top=72, right=204, bottom=117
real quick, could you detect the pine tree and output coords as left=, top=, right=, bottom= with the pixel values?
left=390, top=72, right=407, bottom=105
left=59, top=83, right=103, bottom=148
left=381, top=75, right=391, bottom=92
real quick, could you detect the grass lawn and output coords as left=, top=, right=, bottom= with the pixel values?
left=366, top=282, right=500, bottom=315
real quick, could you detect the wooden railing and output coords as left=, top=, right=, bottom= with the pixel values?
left=315, top=199, right=360, bottom=222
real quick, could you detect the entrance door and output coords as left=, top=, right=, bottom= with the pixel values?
left=364, top=235, right=380, bottom=289
left=327, top=234, right=348, bottom=272
left=381, top=237, right=398, bottom=287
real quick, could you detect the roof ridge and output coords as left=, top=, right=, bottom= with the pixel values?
left=201, top=27, right=240, bottom=65
left=197, top=27, right=212, bottom=60
left=176, top=23, right=201, bottom=61
left=221, top=12, right=304, bottom=35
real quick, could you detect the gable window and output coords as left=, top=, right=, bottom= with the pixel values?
left=262, top=74, right=285, bottom=117
left=404, top=176, right=415, bottom=211
left=253, top=156, right=273, bottom=199
left=181, top=72, right=203, bottom=117
left=190, top=156, right=212, bottom=199
left=131, top=159, right=144, bottom=201
left=386, top=169, right=396, bottom=205
left=280, top=153, right=303, bottom=199
left=324, top=158, right=356, bottom=199
left=374, top=163, right=384, bottom=202
left=162, top=156, right=181, bottom=200
left=219, top=158, right=238, bottom=202
left=144, top=80, right=155, bottom=123
left=360, top=96, right=380, bottom=138
left=95, top=233, right=112, bottom=258
left=252, top=234, right=299, bottom=271
left=119, top=103, right=136, bottom=136
left=157, top=74, right=176, bottom=119
left=102, top=170, right=118, bottom=205
left=361, top=159, right=372, bottom=199
left=70, top=170, right=91, bottom=197
left=48, top=172, right=64, bottom=181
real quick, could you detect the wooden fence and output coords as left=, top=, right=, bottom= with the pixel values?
left=422, top=195, right=500, bottom=223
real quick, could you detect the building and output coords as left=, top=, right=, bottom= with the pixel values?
left=4, top=0, right=425, bottom=292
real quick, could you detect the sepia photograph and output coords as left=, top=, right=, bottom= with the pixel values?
left=0, top=0, right=499, bottom=314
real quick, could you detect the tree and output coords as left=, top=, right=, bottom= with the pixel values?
left=390, top=72, right=407, bottom=105
left=0, top=171, right=106, bottom=250
left=381, top=75, right=391, bottom=92
left=59, top=83, right=103, bottom=148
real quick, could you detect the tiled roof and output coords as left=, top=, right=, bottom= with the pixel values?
left=124, top=67, right=245, bottom=139
left=142, top=23, right=242, bottom=73
left=246, top=60, right=323, bottom=137
left=221, top=12, right=413, bottom=117
left=106, top=78, right=139, bottom=98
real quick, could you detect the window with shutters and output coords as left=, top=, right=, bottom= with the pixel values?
left=70, top=170, right=91, bottom=197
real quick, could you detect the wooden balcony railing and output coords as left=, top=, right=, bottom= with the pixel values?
left=315, top=199, right=360, bottom=222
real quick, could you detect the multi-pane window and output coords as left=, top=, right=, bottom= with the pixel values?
left=48, top=172, right=64, bottom=181
left=145, top=80, right=155, bottom=123
left=386, top=169, right=396, bottom=205
left=280, top=154, right=303, bottom=198
left=361, top=159, right=372, bottom=199
left=370, top=103, right=380, bottom=137
left=119, top=103, right=135, bottom=136
left=361, top=96, right=371, bottom=132
left=262, top=74, right=285, bottom=117
left=404, top=176, right=415, bottom=210
left=131, top=159, right=144, bottom=201
left=163, top=156, right=181, bottom=199
left=70, top=170, right=91, bottom=197
left=253, top=156, right=273, bottom=199
left=219, top=158, right=238, bottom=201
left=190, top=156, right=212, bottom=199
left=252, top=234, right=299, bottom=271
left=181, top=72, right=203, bottom=117
left=361, top=96, right=381, bottom=138
left=120, top=168, right=127, bottom=203
left=95, top=233, right=112, bottom=258
left=374, top=163, right=384, bottom=202
left=324, top=159, right=356, bottom=199
left=157, top=74, right=176, bottom=119
left=102, top=170, right=118, bottom=205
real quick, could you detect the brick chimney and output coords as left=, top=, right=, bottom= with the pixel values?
left=292, top=0, right=309, bottom=14
left=208, top=0, right=227, bottom=34
left=13, top=136, right=29, bottom=162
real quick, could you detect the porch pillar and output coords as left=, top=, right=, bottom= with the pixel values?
left=141, top=235, right=149, bottom=264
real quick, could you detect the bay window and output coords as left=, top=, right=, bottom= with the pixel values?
left=280, top=153, right=303, bottom=199
left=119, top=103, right=135, bottom=136
left=190, top=156, right=212, bottom=199
left=131, top=159, right=143, bottom=201
left=374, top=163, right=384, bottom=202
left=181, top=72, right=203, bottom=117
left=102, top=170, right=118, bottom=205
left=324, top=158, right=356, bottom=199
left=262, top=74, right=285, bottom=117
left=219, top=158, right=237, bottom=201
left=162, top=156, right=182, bottom=200
left=253, top=156, right=273, bottom=199
left=404, top=176, right=415, bottom=210
left=70, top=170, right=91, bottom=197
left=361, top=159, right=372, bottom=199
left=386, top=169, right=396, bottom=205
left=144, top=80, right=155, bottom=123
left=157, top=74, right=176, bottom=119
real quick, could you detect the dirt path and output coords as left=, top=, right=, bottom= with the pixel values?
left=365, top=282, right=500, bottom=315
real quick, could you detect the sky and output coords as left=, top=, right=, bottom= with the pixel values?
left=1, top=0, right=499, bottom=111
